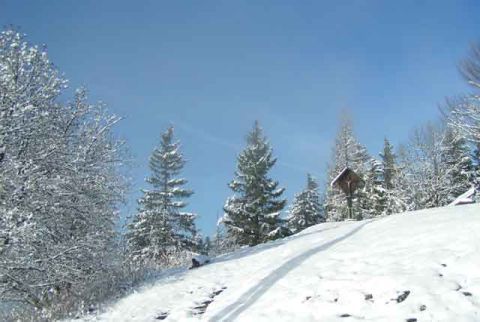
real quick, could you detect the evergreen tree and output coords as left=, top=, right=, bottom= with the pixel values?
left=473, top=143, right=480, bottom=187
left=211, top=223, right=232, bottom=256
left=361, top=159, right=387, bottom=217
left=324, top=114, right=371, bottom=221
left=396, top=144, right=418, bottom=211
left=191, top=230, right=204, bottom=254
left=440, top=126, right=475, bottom=202
left=126, top=127, right=197, bottom=267
left=379, top=138, right=407, bottom=214
left=222, top=121, right=287, bottom=247
left=202, top=236, right=212, bottom=255
left=381, top=138, right=395, bottom=190
left=287, top=174, right=325, bottom=233
left=208, top=214, right=235, bottom=256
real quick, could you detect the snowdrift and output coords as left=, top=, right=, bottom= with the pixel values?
left=81, top=204, right=480, bottom=321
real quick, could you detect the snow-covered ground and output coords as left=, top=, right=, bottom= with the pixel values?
left=81, top=204, right=480, bottom=321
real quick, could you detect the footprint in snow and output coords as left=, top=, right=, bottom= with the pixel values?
left=453, top=284, right=473, bottom=296
left=395, top=290, right=410, bottom=303
left=154, top=312, right=169, bottom=320
left=192, top=299, right=214, bottom=316
left=191, top=286, right=227, bottom=316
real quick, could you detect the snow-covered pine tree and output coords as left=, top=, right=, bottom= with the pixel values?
left=396, top=144, right=418, bottom=211
left=222, top=121, right=287, bottom=247
left=192, top=230, right=204, bottom=254
left=440, top=126, right=475, bottom=202
left=361, top=159, right=386, bottom=218
left=324, top=114, right=371, bottom=221
left=473, top=143, right=480, bottom=187
left=287, top=174, right=325, bottom=233
left=381, top=138, right=395, bottom=191
left=379, top=138, right=407, bottom=214
left=126, top=127, right=197, bottom=267
left=202, top=236, right=212, bottom=255
left=210, top=216, right=237, bottom=256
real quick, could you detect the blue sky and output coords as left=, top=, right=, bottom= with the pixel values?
left=2, top=0, right=479, bottom=235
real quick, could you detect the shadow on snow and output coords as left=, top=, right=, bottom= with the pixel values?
left=211, top=223, right=342, bottom=266
left=208, top=221, right=370, bottom=322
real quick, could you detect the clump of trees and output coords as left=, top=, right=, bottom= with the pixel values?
left=322, top=43, right=480, bottom=220
left=323, top=115, right=372, bottom=220
left=323, top=115, right=411, bottom=221
left=323, top=113, right=477, bottom=221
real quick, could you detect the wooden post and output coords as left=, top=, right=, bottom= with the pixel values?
left=347, top=179, right=353, bottom=219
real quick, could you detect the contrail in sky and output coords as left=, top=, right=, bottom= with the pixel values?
left=174, top=121, right=321, bottom=177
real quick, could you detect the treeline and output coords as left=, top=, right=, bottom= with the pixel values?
left=126, top=49, right=480, bottom=261
left=1, top=28, right=480, bottom=319
left=126, top=105, right=480, bottom=265
left=324, top=111, right=478, bottom=221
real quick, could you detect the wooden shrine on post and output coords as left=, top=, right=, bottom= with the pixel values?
left=331, top=167, right=364, bottom=220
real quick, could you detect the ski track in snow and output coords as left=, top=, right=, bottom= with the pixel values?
left=77, top=204, right=480, bottom=322
left=210, top=221, right=370, bottom=321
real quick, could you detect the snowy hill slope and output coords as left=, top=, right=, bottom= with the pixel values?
left=83, top=204, right=480, bottom=321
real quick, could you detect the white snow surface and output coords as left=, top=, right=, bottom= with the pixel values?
left=81, top=204, right=480, bottom=321
left=449, top=186, right=476, bottom=206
